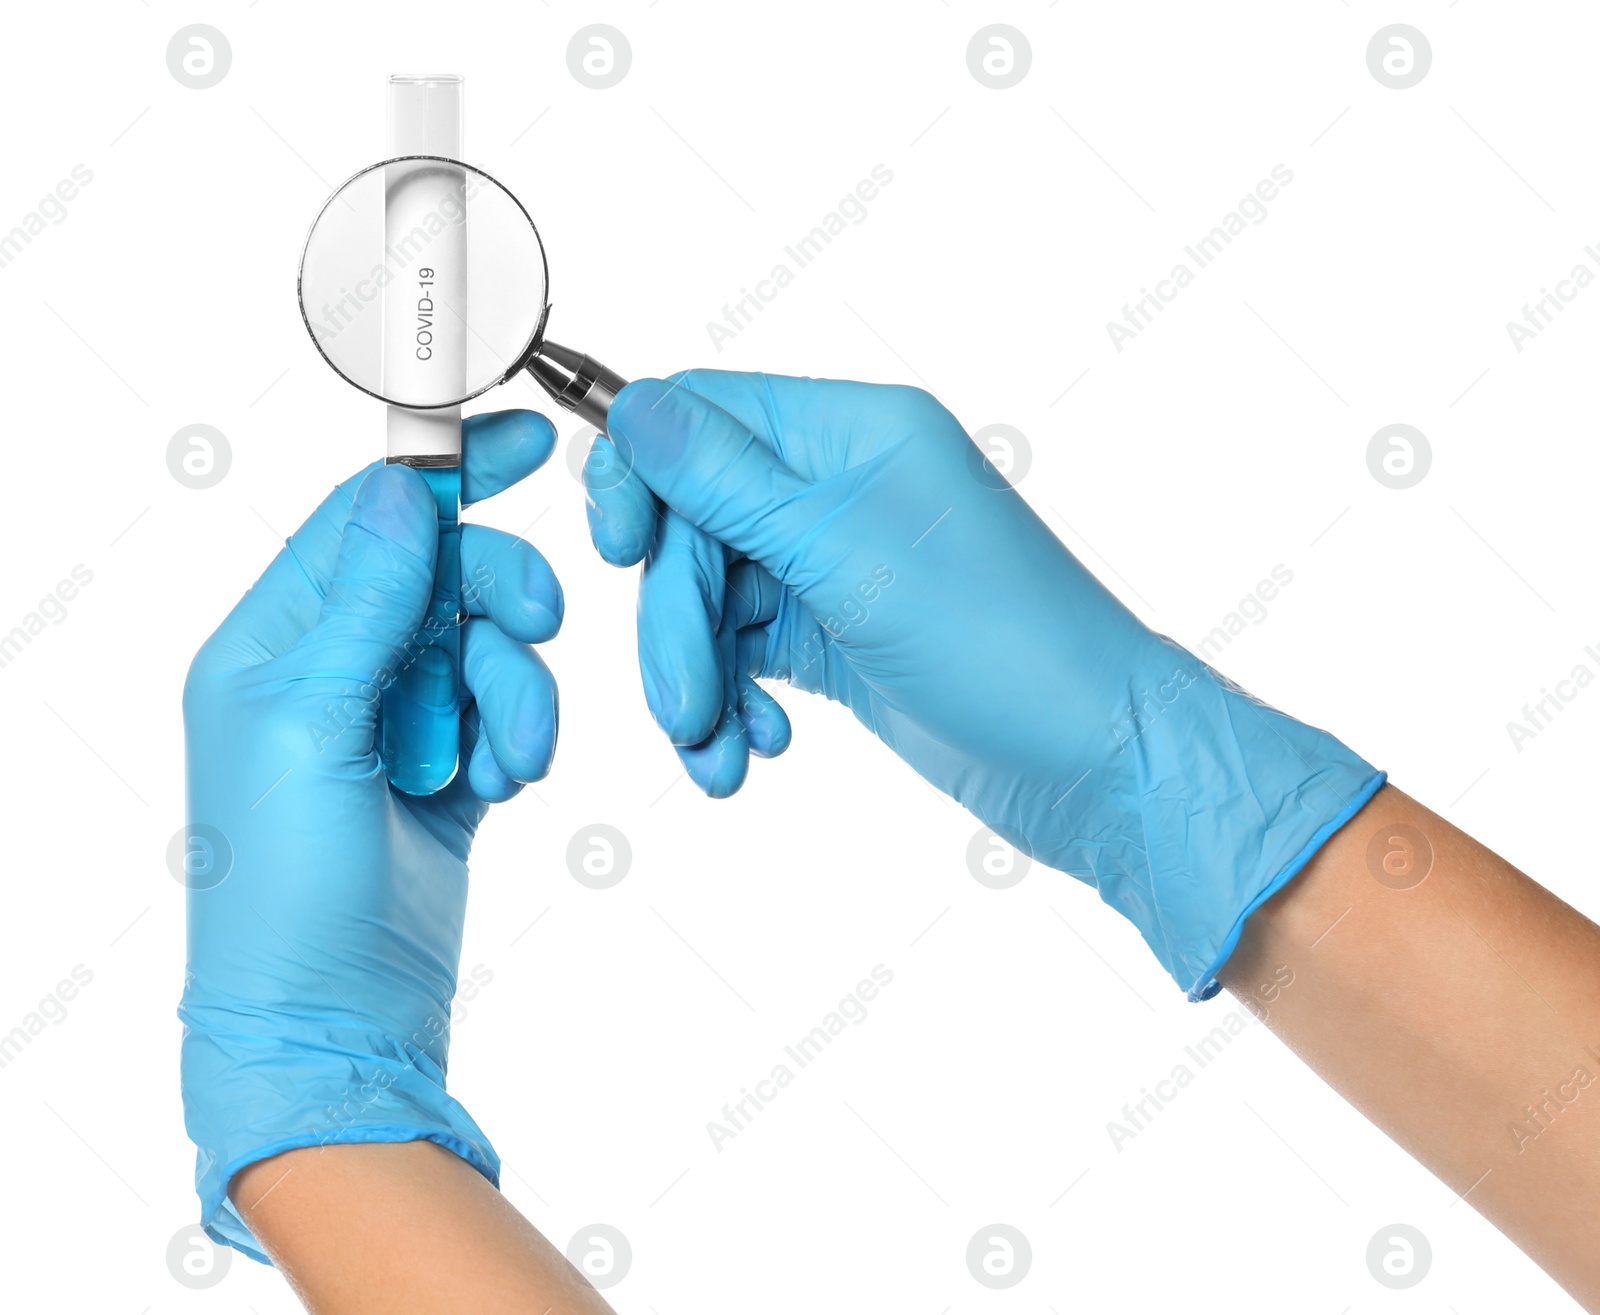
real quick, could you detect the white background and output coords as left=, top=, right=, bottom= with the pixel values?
left=0, top=2, right=1595, bottom=1311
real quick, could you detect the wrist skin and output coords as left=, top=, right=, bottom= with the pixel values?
left=1222, top=783, right=1600, bottom=1310
left=232, top=1142, right=616, bottom=1315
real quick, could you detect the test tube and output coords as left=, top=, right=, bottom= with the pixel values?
left=380, top=75, right=466, bottom=795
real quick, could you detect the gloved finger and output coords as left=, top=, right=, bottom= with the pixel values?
left=460, top=617, right=558, bottom=784
left=190, top=461, right=383, bottom=675
left=674, top=571, right=762, bottom=796
left=466, top=713, right=523, bottom=804
left=674, top=698, right=749, bottom=799
left=735, top=625, right=769, bottom=681
left=638, top=370, right=941, bottom=479
left=638, top=509, right=725, bottom=746
left=607, top=376, right=815, bottom=572
left=736, top=673, right=791, bottom=759
left=288, top=463, right=437, bottom=685
left=461, top=409, right=559, bottom=507
left=460, top=524, right=563, bottom=643
left=283, top=409, right=553, bottom=603
left=725, top=558, right=782, bottom=630
left=584, top=433, right=659, bottom=566
left=199, top=410, right=557, bottom=675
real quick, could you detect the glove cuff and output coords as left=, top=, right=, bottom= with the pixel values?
left=1182, top=762, right=1385, bottom=1000
left=181, top=1020, right=498, bottom=1264
left=1020, top=649, right=1385, bottom=1000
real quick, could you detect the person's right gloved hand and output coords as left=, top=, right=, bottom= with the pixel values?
left=585, top=371, right=1384, bottom=1000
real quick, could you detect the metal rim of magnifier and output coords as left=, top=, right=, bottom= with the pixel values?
left=296, top=154, right=553, bottom=412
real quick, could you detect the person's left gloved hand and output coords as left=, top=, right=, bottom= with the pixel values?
left=178, top=410, right=562, bottom=1262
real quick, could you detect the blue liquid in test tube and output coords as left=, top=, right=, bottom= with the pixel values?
left=381, top=463, right=461, bottom=795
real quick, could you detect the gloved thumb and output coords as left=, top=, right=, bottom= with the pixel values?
left=301, top=462, right=438, bottom=684
left=607, top=377, right=814, bottom=572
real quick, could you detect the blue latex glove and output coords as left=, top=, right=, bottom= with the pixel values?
left=179, top=411, right=562, bottom=1260
left=586, top=373, right=1384, bottom=999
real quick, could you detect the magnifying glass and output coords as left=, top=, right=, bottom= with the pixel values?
left=297, top=156, right=627, bottom=796
left=298, top=154, right=627, bottom=424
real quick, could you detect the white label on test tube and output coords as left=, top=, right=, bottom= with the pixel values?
left=382, top=160, right=469, bottom=424
left=385, top=76, right=465, bottom=462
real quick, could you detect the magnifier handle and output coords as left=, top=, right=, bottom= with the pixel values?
left=381, top=462, right=462, bottom=796
left=526, top=340, right=629, bottom=434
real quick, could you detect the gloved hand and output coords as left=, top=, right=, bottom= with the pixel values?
left=179, top=410, right=562, bottom=1260
left=585, top=373, right=1384, bottom=999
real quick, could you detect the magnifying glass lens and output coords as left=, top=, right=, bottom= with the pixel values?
left=298, top=157, right=549, bottom=410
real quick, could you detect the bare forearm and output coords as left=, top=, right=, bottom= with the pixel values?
left=233, top=1143, right=615, bottom=1315
left=1222, top=784, right=1600, bottom=1309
